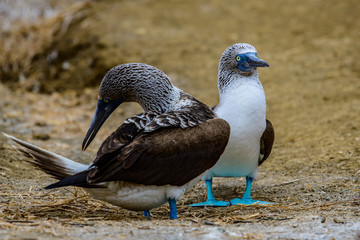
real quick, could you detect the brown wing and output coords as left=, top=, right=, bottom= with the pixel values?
left=259, top=119, right=275, bottom=166
left=94, top=111, right=209, bottom=158
left=87, top=118, right=230, bottom=186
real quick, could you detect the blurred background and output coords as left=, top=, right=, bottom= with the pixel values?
left=0, top=0, right=359, bottom=237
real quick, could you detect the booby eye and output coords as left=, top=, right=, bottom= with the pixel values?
left=235, top=56, right=241, bottom=62
left=255, top=53, right=259, bottom=57
left=103, top=98, right=109, bottom=103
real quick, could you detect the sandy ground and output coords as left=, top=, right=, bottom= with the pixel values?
left=0, top=0, right=359, bottom=239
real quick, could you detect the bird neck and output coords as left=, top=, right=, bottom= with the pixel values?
left=173, top=91, right=216, bottom=121
left=139, top=86, right=182, bottom=114
left=218, top=68, right=260, bottom=95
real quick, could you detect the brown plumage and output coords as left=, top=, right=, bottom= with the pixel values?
left=259, top=119, right=275, bottom=166
left=86, top=118, right=229, bottom=186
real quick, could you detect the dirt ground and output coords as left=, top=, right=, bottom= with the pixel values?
left=0, top=0, right=359, bottom=239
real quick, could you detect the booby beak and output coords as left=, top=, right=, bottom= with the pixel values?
left=82, top=98, right=123, bottom=151
left=247, top=54, right=269, bottom=68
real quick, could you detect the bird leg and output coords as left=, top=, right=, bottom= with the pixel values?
left=242, top=176, right=253, bottom=200
left=168, top=198, right=177, bottom=219
left=230, top=176, right=272, bottom=205
left=143, top=210, right=151, bottom=219
left=188, top=179, right=230, bottom=207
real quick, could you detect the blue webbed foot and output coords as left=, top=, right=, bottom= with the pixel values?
left=143, top=210, right=151, bottom=219
left=230, top=198, right=272, bottom=205
left=230, top=177, right=273, bottom=205
left=188, top=178, right=230, bottom=207
left=188, top=199, right=230, bottom=207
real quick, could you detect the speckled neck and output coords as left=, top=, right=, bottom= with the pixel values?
left=218, top=68, right=259, bottom=94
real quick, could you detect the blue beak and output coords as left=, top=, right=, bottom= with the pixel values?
left=236, top=53, right=269, bottom=72
left=82, top=98, right=123, bottom=151
left=246, top=54, right=269, bottom=68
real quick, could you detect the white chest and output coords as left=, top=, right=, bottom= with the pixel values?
left=208, top=80, right=266, bottom=178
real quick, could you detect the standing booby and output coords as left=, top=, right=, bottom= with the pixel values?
left=3, top=63, right=230, bottom=219
left=189, top=43, right=274, bottom=207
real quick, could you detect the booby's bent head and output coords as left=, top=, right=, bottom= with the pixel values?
left=82, top=63, right=181, bottom=150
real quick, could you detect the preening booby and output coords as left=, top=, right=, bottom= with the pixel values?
left=3, top=63, right=230, bottom=219
left=189, top=43, right=274, bottom=207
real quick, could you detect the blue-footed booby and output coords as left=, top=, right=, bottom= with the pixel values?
left=189, top=43, right=274, bottom=207
left=3, top=63, right=230, bottom=219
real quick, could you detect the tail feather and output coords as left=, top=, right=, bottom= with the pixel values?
left=45, top=171, right=90, bottom=189
left=2, top=132, right=89, bottom=180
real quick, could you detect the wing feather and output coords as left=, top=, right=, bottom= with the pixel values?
left=259, top=119, right=275, bottom=166
left=96, top=111, right=206, bottom=157
left=88, top=118, right=230, bottom=186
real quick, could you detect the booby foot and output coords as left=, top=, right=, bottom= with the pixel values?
left=230, top=198, right=272, bottom=205
left=188, top=199, right=230, bottom=207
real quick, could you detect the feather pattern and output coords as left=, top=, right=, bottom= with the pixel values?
left=123, top=111, right=198, bottom=133
left=2, top=133, right=88, bottom=180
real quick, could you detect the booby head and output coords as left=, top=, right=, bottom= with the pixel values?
left=220, top=43, right=269, bottom=74
left=82, top=63, right=181, bottom=150
left=218, top=43, right=269, bottom=93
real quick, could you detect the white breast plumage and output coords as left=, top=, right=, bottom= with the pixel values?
left=189, top=43, right=274, bottom=207
left=208, top=79, right=266, bottom=178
